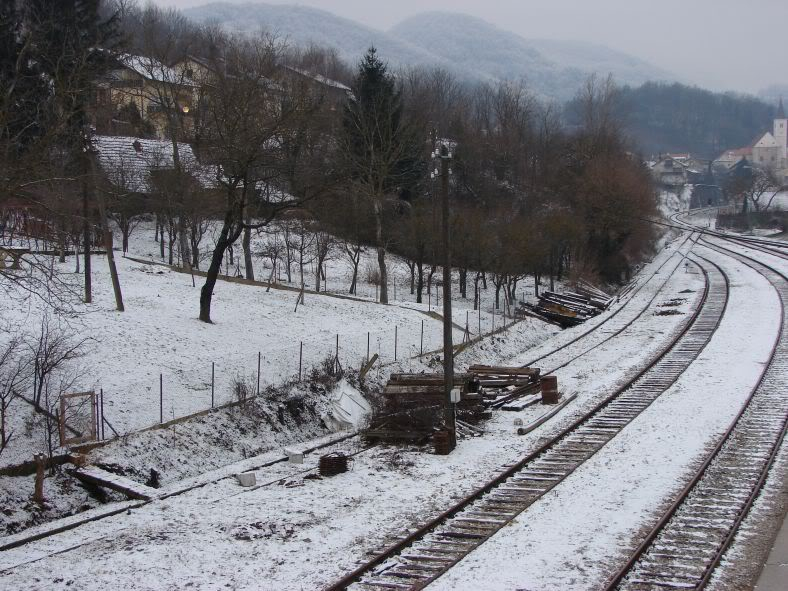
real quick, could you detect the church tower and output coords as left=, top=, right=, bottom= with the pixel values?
left=774, top=97, right=788, bottom=161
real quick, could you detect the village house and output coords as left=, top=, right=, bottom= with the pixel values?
left=90, top=54, right=196, bottom=140
left=715, top=99, right=788, bottom=184
left=649, top=153, right=706, bottom=187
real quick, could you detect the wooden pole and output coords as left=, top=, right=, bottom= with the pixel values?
left=100, top=388, right=105, bottom=440
left=366, top=332, right=370, bottom=363
left=420, top=320, right=424, bottom=355
left=394, top=325, right=398, bottom=361
left=335, top=334, right=339, bottom=372
left=299, top=341, right=303, bottom=381
left=256, top=352, right=261, bottom=397
left=33, top=453, right=45, bottom=504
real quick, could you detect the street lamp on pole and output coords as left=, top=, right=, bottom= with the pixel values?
left=431, top=141, right=456, bottom=450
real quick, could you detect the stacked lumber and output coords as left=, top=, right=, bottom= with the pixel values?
left=519, top=285, right=612, bottom=329
left=364, top=373, right=483, bottom=443
left=364, top=365, right=554, bottom=443
left=467, top=365, right=542, bottom=410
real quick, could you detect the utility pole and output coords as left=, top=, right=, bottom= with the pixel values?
left=435, top=142, right=456, bottom=447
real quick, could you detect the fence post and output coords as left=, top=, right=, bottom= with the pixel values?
left=100, top=388, right=105, bottom=440
left=394, top=325, right=398, bottom=361
left=94, top=392, right=99, bottom=441
left=211, top=362, right=215, bottom=408
left=257, top=352, right=261, bottom=397
left=299, top=341, right=303, bottom=381
left=159, top=373, right=163, bottom=424
left=420, top=320, right=424, bottom=355
left=367, top=332, right=370, bottom=363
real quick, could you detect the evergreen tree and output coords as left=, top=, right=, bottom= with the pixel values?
left=341, top=47, right=419, bottom=303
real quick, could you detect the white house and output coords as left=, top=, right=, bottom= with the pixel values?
left=751, top=99, right=787, bottom=169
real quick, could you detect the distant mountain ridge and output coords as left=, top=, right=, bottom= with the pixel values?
left=183, top=2, right=675, bottom=100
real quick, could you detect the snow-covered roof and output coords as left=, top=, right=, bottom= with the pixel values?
left=92, top=135, right=217, bottom=193
left=284, top=65, right=352, bottom=94
left=117, top=54, right=195, bottom=86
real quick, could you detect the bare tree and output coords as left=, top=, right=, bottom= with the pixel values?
left=196, top=35, right=328, bottom=322
left=28, top=313, right=87, bottom=410
left=312, top=226, right=335, bottom=292
left=0, top=333, right=30, bottom=457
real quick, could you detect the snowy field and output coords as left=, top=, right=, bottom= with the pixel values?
left=0, top=231, right=733, bottom=590
left=1, top=219, right=539, bottom=470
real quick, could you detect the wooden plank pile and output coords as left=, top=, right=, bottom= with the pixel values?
left=365, top=366, right=551, bottom=442
left=468, top=365, right=543, bottom=411
left=364, top=373, right=483, bottom=443
left=519, top=282, right=612, bottom=328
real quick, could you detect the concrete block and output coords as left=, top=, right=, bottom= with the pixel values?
left=236, top=472, right=256, bottom=487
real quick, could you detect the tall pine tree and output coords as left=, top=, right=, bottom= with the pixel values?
left=341, top=47, right=419, bottom=304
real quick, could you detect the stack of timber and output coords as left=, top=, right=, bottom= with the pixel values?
left=519, top=284, right=612, bottom=328
left=364, top=373, right=484, bottom=443
left=468, top=365, right=543, bottom=411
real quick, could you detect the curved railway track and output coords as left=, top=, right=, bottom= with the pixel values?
left=603, top=237, right=788, bottom=590
left=325, top=254, right=730, bottom=591
left=0, top=232, right=701, bottom=560
left=524, top=233, right=699, bottom=373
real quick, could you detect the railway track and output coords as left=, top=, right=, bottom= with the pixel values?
left=325, top=254, right=729, bottom=591
left=523, top=232, right=699, bottom=373
left=604, top=240, right=788, bottom=591
left=0, top=232, right=700, bottom=560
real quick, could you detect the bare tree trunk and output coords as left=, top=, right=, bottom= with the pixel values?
left=93, top=157, right=124, bottom=312
left=416, top=262, right=425, bottom=303
left=158, top=214, right=165, bottom=260
left=82, top=184, right=92, bottom=304
left=190, top=227, right=200, bottom=269
left=349, top=262, right=359, bottom=294
left=178, top=215, right=191, bottom=272
left=243, top=228, right=254, bottom=281
left=33, top=453, right=45, bottom=504
left=199, top=213, right=234, bottom=323
left=374, top=198, right=388, bottom=304
left=104, top=230, right=125, bottom=311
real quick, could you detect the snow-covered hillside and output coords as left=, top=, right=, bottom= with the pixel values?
left=183, top=3, right=675, bottom=100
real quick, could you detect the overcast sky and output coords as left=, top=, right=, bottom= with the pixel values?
left=156, top=0, right=787, bottom=95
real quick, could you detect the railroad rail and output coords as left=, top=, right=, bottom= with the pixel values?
left=604, top=239, right=788, bottom=591
left=0, top=232, right=700, bottom=560
left=524, top=232, right=699, bottom=373
left=325, top=255, right=729, bottom=591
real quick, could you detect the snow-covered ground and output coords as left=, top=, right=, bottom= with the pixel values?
left=4, top=208, right=784, bottom=591
left=1, top=219, right=539, bottom=470
left=431, top=243, right=782, bottom=590
left=0, top=230, right=721, bottom=590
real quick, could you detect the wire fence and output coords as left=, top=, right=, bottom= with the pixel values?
left=92, top=305, right=525, bottom=444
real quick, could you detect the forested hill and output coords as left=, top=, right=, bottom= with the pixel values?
left=184, top=3, right=673, bottom=100
left=612, top=82, right=777, bottom=158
